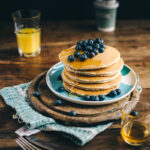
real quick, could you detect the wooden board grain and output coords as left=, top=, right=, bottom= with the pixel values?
left=27, top=72, right=139, bottom=126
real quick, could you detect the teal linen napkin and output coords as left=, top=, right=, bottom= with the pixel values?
left=0, top=82, right=113, bottom=146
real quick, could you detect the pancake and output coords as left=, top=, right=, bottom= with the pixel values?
left=64, top=69, right=120, bottom=83
left=66, top=58, right=124, bottom=77
left=62, top=71, right=122, bottom=91
left=63, top=81, right=118, bottom=96
left=59, top=45, right=120, bottom=70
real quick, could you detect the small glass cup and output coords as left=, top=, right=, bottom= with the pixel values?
left=12, top=9, right=41, bottom=57
left=121, top=101, right=150, bottom=146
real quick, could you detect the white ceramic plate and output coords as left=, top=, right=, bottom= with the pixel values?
left=46, top=62, right=138, bottom=105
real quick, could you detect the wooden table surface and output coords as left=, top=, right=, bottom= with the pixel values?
left=0, top=20, right=150, bottom=150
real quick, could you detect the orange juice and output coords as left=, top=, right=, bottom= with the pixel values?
left=16, top=28, right=41, bottom=57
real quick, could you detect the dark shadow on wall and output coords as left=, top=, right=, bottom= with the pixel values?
left=0, top=0, right=150, bottom=22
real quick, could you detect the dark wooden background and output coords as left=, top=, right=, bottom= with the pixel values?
left=0, top=0, right=150, bottom=22
left=0, top=20, right=150, bottom=150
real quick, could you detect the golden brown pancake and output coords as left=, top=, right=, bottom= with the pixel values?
left=66, top=58, right=124, bottom=76
left=63, top=81, right=118, bottom=96
left=64, top=69, right=120, bottom=83
left=62, top=71, right=122, bottom=91
left=59, top=45, right=120, bottom=70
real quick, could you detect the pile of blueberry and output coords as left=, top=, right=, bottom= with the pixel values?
left=83, top=88, right=121, bottom=101
left=68, top=38, right=106, bottom=62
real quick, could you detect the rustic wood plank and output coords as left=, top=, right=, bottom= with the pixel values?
left=0, top=20, right=150, bottom=149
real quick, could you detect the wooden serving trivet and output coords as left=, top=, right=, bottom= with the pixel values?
left=27, top=72, right=140, bottom=126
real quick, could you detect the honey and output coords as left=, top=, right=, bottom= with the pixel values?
left=121, top=121, right=150, bottom=146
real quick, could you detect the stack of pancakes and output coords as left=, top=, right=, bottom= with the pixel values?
left=59, top=46, right=124, bottom=96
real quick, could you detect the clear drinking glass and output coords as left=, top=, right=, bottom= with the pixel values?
left=121, top=101, right=150, bottom=146
left=12, top=9, right=41, bottom=57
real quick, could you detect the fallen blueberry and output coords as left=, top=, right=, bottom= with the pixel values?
left=108, top=90, right=117, bottom=97
left=70, top=111, right=77, bottom=116
left=116, top=89, right=121, bottom=95
left=33, top=91, right=40, bottom=97
left=91, top=95, right=99, bottom=101
left=95, top=96, right=99, bottom=101
left=98, top=95, right=105, bottom=101
left=83, top=95, right=90, bottom=101
left=58, top=75, right=62, bottom=81
left=55, top=100, right=62, bottom=106
left=58, top=86, right=65, bottom=92
left=130, top=110, right=138, bottom=116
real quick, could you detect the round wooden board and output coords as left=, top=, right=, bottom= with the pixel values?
left=27, top=72, right=140, bottom=126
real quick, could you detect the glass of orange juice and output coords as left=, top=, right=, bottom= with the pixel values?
left=12, top=10, right=41, bottom=57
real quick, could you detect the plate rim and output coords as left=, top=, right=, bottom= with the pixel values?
left=46, top=62, right=138, bottom=105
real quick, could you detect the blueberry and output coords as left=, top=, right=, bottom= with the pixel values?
left=81, top=42, right=87, bottom=50
left=130, top=110, right=138, bottom=116
left=58, top=75, right=62, bottom=81
left=83, top=95, right=90, bottom=101
left=98, top=95, right=105, bottom=101
left=68, top=55, right=75, bottom=62
left=95, top=96, right=99, bottom=101
left=108, top=90, right=117, bottom=97
left=58, top=86, right=65, bottom=92
left=90, top=95, right=96, bottom=101
left=86, top=45, right=93, bottom=52
left=93, top=43, right=100, bottom=49
left=100, top=44, right=106, bottom=48
left=93, top=48, right=99, bottom=55
left=80, top=54, right=87, bottom=61
left=116, top=89, right=121, bottom=95
left=99, top=48, right=105, bottom=53
left=75, top=45, right=81, bottom=51
left=88, top=39, right=94, bottom=45
left=95, top=38, right=102, bottom=44
left=77, top=41, right=82, bottom=46
left=55, top=100, right=62, bottom=106
left=101, top=39, right=104, bottom=44
left=84, top=51, right=89, bottom=56
left=90, top=95, right=99, bottom=101
left=70, top=111, right=77, bottom=116
left=33, top=91, right=40, bottom=97
left=88, top=52, right=95, bottom=58
left=82, top=40, right=88, bottom=44
left=74, top=51, right=80, bottom=57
